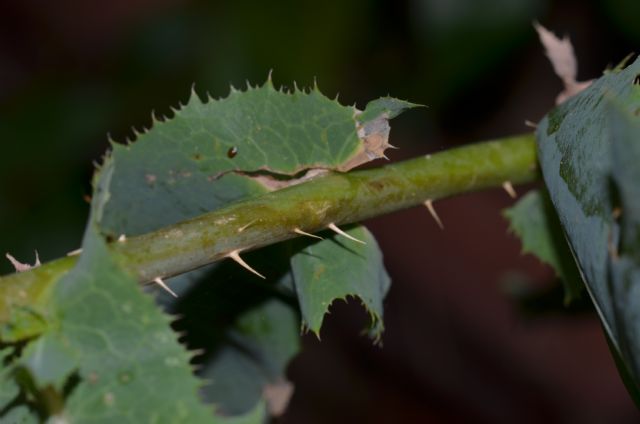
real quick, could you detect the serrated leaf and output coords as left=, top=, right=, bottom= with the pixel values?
left=0, top=80, right=413, bottom=422
left=101, top=81, right=414, bottom=236
left=44, top=159, right=217, bottom=423
left=503, top=189, right=583, bottom=304
left=87, top=80, right=410, bottom=418
left=290, top=225, right=390, bottom=340
left=536, top=55, right=640, bottom=392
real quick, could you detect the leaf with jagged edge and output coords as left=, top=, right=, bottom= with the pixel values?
left=503, top=189, right=583, bottom=304
left=0, top=159, right=221, bottom=423
left=536, top=55, right=640, bottom=395
left=100, top=78, right=416, bottom=236
left=90, top=79, right=413, bottom=417
left=290, top=226, right=390, bottom=341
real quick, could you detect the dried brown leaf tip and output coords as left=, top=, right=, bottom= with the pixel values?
left=339, top=113, right=393, bottom=171
left=6, top=251, right=41, bottom=272
left=534, top=22, right=593, bottom=104
left=339, top=97, right=420, bottom=171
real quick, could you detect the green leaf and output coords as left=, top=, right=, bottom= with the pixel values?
left=0, top=350, right=39, bottom=423
left=45, top=159, right=217, bottom=423
left=0, top=80, right=412, bottom=421
left=358, top=97, right=422, bottom=122
left=503, top=189, right=583, bottom=304
left=89, top=81, right=409, bottom=417
left=200, top=298, right=298, bottom=416
left=18, top=335, right=77, bottom=392
left=0, top=305, right=48, bottom=345
left=608, top=100, right=640, bottom=396
left=290, top=225, right=390, bottom=341
left=101, top=80, right=415, bottom=236
left=610, top=101, right=640, bottom=251
left=536, top=56, right=640, bottom=392
left=0, top=406, right=38, bottom=424
left=169, top=250, right=299, bottom=417
left=0, top=348, right=20, bottom=411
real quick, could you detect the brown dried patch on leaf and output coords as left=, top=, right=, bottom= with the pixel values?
left=248, top=168, right=330, bottom=191
left=338, top=113, right=393, bottom=171
left=224, top=99, right=412, bottom=191
left=6, top=251, right=41, bottom=272
left=262, top=379, right=294, bottom=417
left=241, top=111, right=396, bottom=190
left=534, top=22, right=593, bottom=104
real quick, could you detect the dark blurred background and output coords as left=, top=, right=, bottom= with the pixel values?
left=1, top=0, right=639, bottom=422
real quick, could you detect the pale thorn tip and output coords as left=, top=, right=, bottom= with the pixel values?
left=118, top=234, right=127, bottom=242
left=502, top=181, right=517, bottom=199
left=386, top=143, right=400, bottom=150
left=153, top=277, right=178, bottom=298
left=228, top=250, right=266, bottom=279
left=524, top=120, right=538, bottom=129
left=6, top=251, right=41, bottom=272
left=293, top=228, right=323, bottom=240
left=67, top=248, right=83, bottom=257
left=424, top=199, right=444, bottom=230
left=327, top=223, right=366, bottom=244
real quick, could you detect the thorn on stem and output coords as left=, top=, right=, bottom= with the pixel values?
left=293, top=228, right=323, bottom=240
left=524, top=120, right=538, bottom=129
left=228, top=250, right=266, bottom=279
left=423, top=199, right=444, bottom=230
left=502, top=181, right=517, bottom=199
left=67, top=248, right=83, bottom=257
left=6, top=251, right=41, bottom=272
left=327, top=223, right=366, bottom=244
left=118, top=234, right=127, bottom=242
left=153, top=277, right=178, bottom=298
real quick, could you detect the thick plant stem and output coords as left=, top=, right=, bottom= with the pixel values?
left=0, top=133, right=537, bottom=322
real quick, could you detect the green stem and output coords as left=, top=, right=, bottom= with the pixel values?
left=0, top=133, right=537, bottom=326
